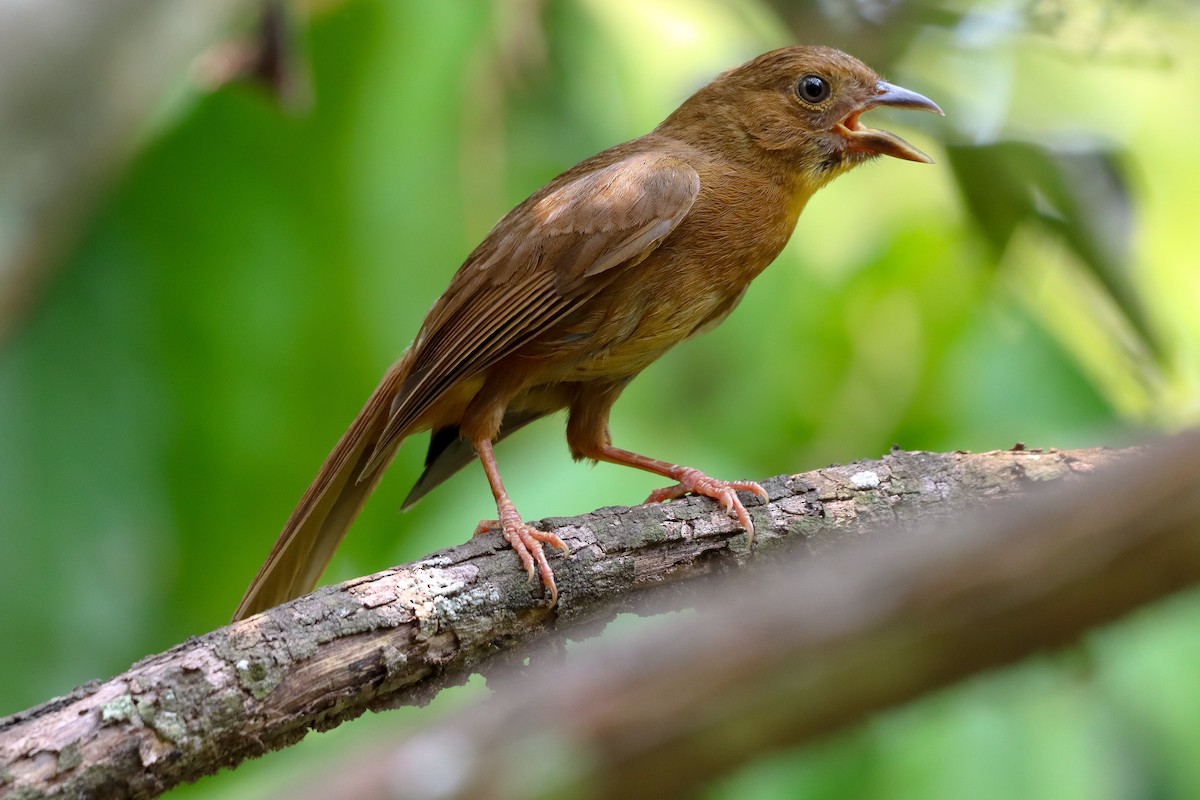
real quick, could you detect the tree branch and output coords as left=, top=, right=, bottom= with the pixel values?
left=0, top=445, right=1150, bottom=798
left=338, top=431, right=1200, bottom=800
left=310, top=431, right=1200, bottom=800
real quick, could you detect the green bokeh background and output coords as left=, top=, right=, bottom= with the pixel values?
left=3, top=1, right=1199, bottom=797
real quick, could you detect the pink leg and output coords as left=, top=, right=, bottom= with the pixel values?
left=593, top=445, right=768, bottom=543
left=474, top=438, right=569, bottom=603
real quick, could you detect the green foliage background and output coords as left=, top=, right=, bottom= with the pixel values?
left=2, top=0, right=1199, bottom=797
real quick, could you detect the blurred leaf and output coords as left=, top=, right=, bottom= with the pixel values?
left=946, top=140, right=1156, bottom=357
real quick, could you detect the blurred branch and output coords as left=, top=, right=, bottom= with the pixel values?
left=193, top=1, right=313, bottom=113
left=0, top=444, right=1155, bottom=798
left=0, top=0, right=256, bottom=344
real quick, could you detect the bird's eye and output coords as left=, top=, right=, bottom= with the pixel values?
left=795, top=74, right=831, bottom=104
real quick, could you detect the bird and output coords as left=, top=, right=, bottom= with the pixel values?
left=232, top=45, right=942, bottom=620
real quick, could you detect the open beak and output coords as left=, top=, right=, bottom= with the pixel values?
left=835, top=81, right=943, bottom=164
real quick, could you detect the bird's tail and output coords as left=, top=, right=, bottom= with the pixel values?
left=232, top=353, right=412, bottom=621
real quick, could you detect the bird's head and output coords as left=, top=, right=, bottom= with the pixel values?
left=664, top=46, right=942, bottom=189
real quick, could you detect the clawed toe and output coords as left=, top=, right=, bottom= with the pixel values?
left=504, top=522, right=563, bottom=604
left=644, top=468, right=766, bottom=543
left=473, top=519, right=501, bottom=537
left=644, top=483, right=690, bottom=504
left=734, top=481, right=770, bottom=503
left=478, top=508, right=568, bottom=604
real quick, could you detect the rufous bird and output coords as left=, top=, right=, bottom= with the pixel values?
left=233, top=45, right=941, bottom=620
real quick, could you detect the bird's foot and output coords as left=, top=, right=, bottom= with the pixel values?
left=475, top=502, right=569, bottom=604
left=646, top=467, right=768, bottom=541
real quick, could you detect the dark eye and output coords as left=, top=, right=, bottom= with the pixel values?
left=796, top=74, right=830, bottom=104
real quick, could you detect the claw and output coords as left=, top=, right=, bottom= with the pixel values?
left=645, top=467, right=766, bottom=544
left=480, top=501, right=569, bottom=604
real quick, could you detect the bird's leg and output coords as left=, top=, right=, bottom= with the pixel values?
left=473, top=437, right=569, bottom=603
left=592, top=444, right=768, bottom=543
left=567, top=382, right=767, bottom=542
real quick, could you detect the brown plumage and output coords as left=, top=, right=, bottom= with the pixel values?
left=233, top=45, right=942, bottom=620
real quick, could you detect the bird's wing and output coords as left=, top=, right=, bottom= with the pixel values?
left=359, top=151, right=701, bottom=476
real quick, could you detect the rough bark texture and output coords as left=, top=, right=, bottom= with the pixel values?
left=0, top=446, right=1137, bottom=798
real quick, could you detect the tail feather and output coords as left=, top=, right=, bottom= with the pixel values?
left=232, top=355, right=411, bottom=621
